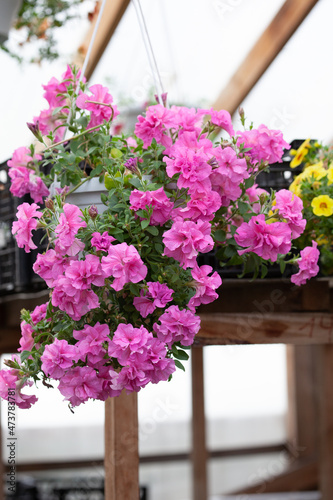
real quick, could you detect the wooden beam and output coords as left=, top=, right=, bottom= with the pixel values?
left=191, top=347, right=207, bottom=500
left=315, top=345, right=333, bottom=499
left=231, top=458, right=318, bottom=494
left=73, top=0, right=131, bottom=80
left=286, top=346, right=318, bottom=459
left=196, top=312, right=333, bottom=346
left=104, top=392, right=139, bottom=500
left=213, top=0, right=319, bottom=114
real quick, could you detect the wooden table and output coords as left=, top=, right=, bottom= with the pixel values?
left=1, top=278, right=332, bottom=499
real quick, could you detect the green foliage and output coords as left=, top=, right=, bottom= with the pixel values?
left=1, top=0, right=86, bottom=63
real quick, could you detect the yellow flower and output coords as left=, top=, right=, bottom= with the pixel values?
left=316, top=234, right=329, bottom=246
left=289, top=171, right=307, bottom=197
left=303, top=162, right=326, bottom=181
left=290, top=139, right=311, bottom=168
left=311, top=195, right=333, bottom=216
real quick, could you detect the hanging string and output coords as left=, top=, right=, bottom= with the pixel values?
left=63, top=0, right=108, bottom=134
left=51, top=0, right=108, bottom=195
left=79, top=0, right=108, bottom=85
left=132, top=0, right=166, bottom=107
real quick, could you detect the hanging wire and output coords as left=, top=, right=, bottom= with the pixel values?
left=79, top=0, right=108, bottom=84
left=51, top=0, right=108, bottom=195
left=132, top=0, right=166, bottom=107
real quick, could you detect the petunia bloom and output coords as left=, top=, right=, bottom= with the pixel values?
left=235, top=214, right=292, bottom=262
left=101, top=243, right=147, bottom=291
left=291, top=241, right=320, bottom=286
left=12, top=203, right=43, bottom=253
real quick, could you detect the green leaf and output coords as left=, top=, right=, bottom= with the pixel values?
left=224, top=245, right=236, bottom=258
left=146, top=226, right=159, bottom=236
left=100, top=192, right=108, bottom=205
left=244, top=177, right=255, bottom=189
left=279, top=259, right=286, bottom=274
left=129, top=283, right=140, bottom=295
left=214, top=229, right=226, bottom=242
left=175, top=349, right=189, bottom=361
left=172, top=345, right=189, bottom=360
left=238, top=201, right=249, bottom=215
left=141, top=219, right=150, bottom=230
left=20, top=350, right=31, bottom=363
left=174, top=360, right=185, bottom=372
left=261, top=265, right=268, bottom=279
left=129, top=177, right=142, bottom=189
left=154, top=243, right=163, bottom=253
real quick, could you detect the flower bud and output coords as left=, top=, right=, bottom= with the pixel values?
left=238, top=107, right=245, bottom=119
left=208, top=157, right=218, bottom=168
left=27, top=121, right=43, bottom=142
left=154, top=92, right=168, bottom=106
left=88, top=205, right=98, bottom=219
left=124, top=157, right=140, bottom=176
left=45, top=198, right=54, bottom=210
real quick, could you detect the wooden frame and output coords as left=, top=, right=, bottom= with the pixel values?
left=213, top=0, right=320, bottom=114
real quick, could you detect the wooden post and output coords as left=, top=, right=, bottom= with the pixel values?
left=286, top=345, right=318, bottom=459
left=316, top=345, right=333, bottom=499
left=191, top=346, right=207, bottom=500
left=104, top=392, right=139, bottom=500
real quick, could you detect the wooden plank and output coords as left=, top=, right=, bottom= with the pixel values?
left=315, top=345, right=333, bottom=499
left=231, top=458, right=318, bottom=494
left=196, top=312, right=333, bottom=346
left=104, top=392, right=139, bottom=500
left=191, top=346, right=208, bottom=500
left=198, top=278, right=330, bottom=315
left=286, top=346, right=318, bottom=459
left=73, top=0, right=131, bottom=80
left=213, top=0, right=319, bottom=114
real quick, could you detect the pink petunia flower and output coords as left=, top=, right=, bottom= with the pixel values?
left=91, top=231, right=115, bottom=252
left=52, top=277, right=100, bottom=320
left=274, top=189, right=306, bottom=239
left=41, top=338, right=80, bottom=379
left=164, top=147, right=212, bottom=189
left=18, top=321, right=35, bottom=353
left=108, top=323, right=151, bottom=365
left=237, top=125, right=290, bottom=166
left=58, top=366, right=104, bottom=406
left=65, top=254, right=105, bottom=290
left=74, top=322, right=110, bottom=367
left=235, top=214, right=292, bottom=262
left=203, top=108, right=235, bottom=136
left=33, top=249, right=69, bottom=287
left=170, top=105, right=204, bottom=136
left=291, top=241, right=320, bottom=286
left=135, top=104, right=176, bottom=149
left=153, top=305, right=201, bottom=347
left=8, top=147, right=49, bottom=202
left=54, top=203, right=87, bottom=254
left=33, top=108, right=64, bottom=142
left=101, top=243, right=147, bottom=291
left=188, top=264, right=222, bottom=311
left=76, top=84, right=119, bottom=128
left=129, top=188, right=174, bottom=226
left=31, top=303, right=48, bottom=324
left=12, top=203, right=43, bottom=253
left=133, top=282, right=174, bottom=318
left=163, top=219, right=214, bottom=269
left=0, top=366, right=38, bottom=409
left=173, top=188, right=222, bottom=222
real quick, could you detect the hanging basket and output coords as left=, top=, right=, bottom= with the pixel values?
left=57, top=177, right=107, bottom=213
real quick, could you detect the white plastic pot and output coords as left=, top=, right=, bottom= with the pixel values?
left=52, top=177, right=107, bottom=214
